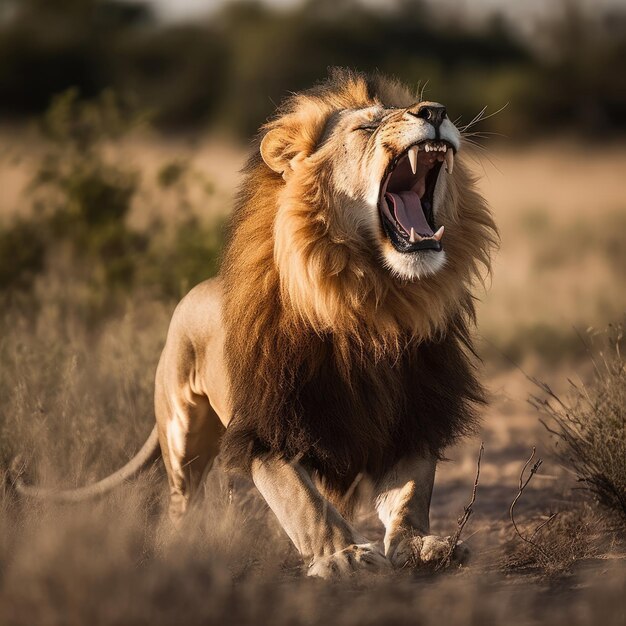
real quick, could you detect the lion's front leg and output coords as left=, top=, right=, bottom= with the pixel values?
left=374, top=455, right=468, bottom=569
left=251, top=456, right=389, bottom=578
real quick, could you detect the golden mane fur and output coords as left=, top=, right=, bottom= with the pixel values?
left=220, top=69, right=498, bottom=496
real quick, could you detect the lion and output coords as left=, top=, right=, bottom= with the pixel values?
left=11, top=68, right=497, bottom=578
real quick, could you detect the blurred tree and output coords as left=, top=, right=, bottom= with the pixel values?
left=529, top=0, right=626, bottom=136
left=112, top=25, right=227, bottom=129
left=0, top=0, right=623, bottom=138
left=0, top=0, right=152, bottom=115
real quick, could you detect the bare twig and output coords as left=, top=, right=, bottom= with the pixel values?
left=437, top=442, right=484, bottom=570
left=509, top=447, right=558, bottom=563
left=529, top=513, right=560, bottom=542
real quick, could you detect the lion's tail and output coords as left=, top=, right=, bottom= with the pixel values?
left=8, top=425, right=161, bottom=503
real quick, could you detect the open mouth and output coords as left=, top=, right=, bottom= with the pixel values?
left=379, top=140, right=455, bottom=253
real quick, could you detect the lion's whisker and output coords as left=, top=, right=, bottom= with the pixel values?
left=460, top=102, right=509, bottom=133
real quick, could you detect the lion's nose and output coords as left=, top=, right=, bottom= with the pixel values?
left=406, top=103, right=447, bottom=129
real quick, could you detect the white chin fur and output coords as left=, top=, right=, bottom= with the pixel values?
left=382, top=248, right=447, bottom=281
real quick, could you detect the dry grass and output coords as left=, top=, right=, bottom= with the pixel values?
left=1, top=131, right=626, bottom=623
left=501, top=447, right=612, bottom=579
left=502, top=504, right=607, bottom=579
left=470, top=142, right=626, bottom=365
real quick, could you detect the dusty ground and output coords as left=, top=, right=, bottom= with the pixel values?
left=0, top=135, right=625, bottom=624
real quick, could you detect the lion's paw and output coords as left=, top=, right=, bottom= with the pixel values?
left=307, top=543, right=391, bottom=579
left=390, top=535, right=470, bottom=569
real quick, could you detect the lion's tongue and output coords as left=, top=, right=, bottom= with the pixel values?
left=384, top=191, right=434, bottom=238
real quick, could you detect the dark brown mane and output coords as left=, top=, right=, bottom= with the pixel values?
left=219, top=69, right=496, bottom=504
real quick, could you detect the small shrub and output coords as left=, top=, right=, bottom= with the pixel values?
left=156, top=159, right=188, bottom=189
left=142, top=216, right=225, bottom=300
left=0, top=219, right=46, bottom=291
left=532, top=323, right=626, bottom=522
left=502, top=505, right=603, bottom=578
left=3, top=89, right=223, bottom=318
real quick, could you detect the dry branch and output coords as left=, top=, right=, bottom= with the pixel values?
left=509, top=447, right=558, bottom=564
left=437, top=442, right=484, bottom=570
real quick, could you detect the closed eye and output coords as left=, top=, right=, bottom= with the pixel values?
left=354, top=124, right=379, bottom=133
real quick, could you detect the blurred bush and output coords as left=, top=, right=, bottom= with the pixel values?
left=0, top=219, right=46, bottom=291
left=0, top=89, right=224, bottom=319
left=0, top=0, right=624, bottom=138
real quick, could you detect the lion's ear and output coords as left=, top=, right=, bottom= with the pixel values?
left=260, top=128, right=304, bottom=178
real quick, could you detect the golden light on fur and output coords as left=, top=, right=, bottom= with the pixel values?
left=220, top=68, right=499, bottom=493
left=224, top=69, right=497, bottom=353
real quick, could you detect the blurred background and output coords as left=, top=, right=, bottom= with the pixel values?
left=1, top=2, right=625, bottom=622
left=1, top=0, right=626, bottom=137
left=0, top=0, right=624, bottom=363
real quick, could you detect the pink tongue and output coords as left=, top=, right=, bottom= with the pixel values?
left=384, top=191, right=434, bottom=238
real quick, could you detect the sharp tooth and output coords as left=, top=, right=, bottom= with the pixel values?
left=433, top=225, right=445, bottom=241
left=424, top=145, right=429, bottom=152
left=408, top=146, right=418, bottom=175
left=409, top=228, right=424, bottom=243
left=445, top=149, right=454, bottom=174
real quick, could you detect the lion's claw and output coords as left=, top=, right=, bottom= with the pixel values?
left=307, top=543, right=391, bottom=579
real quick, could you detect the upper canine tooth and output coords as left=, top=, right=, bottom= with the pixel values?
left=408, top=146, right=418, bottom=175
left=445, top=149, right=454, bottom=174
left=425, top=145, right=430, bottom=152
left=433, top=225, right=445, bottom=241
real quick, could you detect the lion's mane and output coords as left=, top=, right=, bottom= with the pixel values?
left=220, top=69, right=497, bottom=502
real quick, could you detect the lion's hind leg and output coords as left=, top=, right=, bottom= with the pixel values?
left=155, top=371, right=225, bottom=526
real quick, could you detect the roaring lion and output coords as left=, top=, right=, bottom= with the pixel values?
left=12, top=69, right=497, bottom=578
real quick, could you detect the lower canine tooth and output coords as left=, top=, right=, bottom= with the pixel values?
left=445, top=149, right=454, bottom=174
left=408, top=146, right=418, bottom=175
left=433, top=225, right=445, bottom=241
left=409, top=228, right=424, bottom=243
